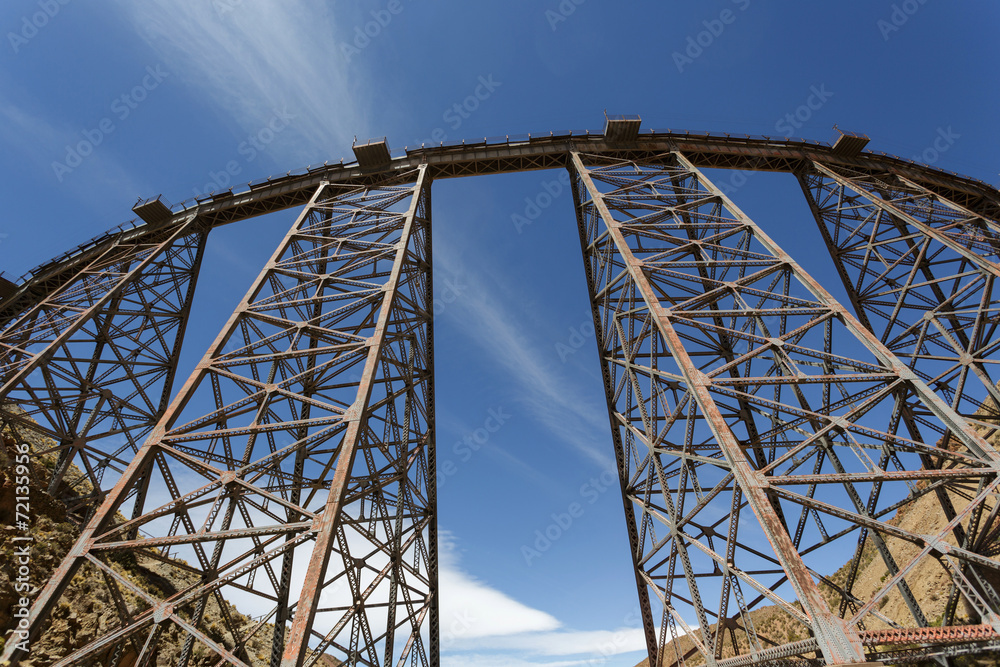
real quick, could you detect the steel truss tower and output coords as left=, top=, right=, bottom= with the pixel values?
left=3, top=122, right=1000, bottom=666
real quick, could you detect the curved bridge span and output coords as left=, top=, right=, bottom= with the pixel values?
left=3, top=119, right=1000, bottom=666
left=5, top=126, right=998, bottom=315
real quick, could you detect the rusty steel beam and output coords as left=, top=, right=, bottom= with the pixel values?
left=572, top=151, right=866, bottom=665
left=799, top=159, right=1000, bottom=646
left=799, top=162, right=1000, bottom=433
left=176, top=134, right=998, bottom=230
left=279, top=165, right=432, bottom=667
left=570, top=150, right=1000, bottom=667
left=569, top=166, right=662, bottom=663
left=2, top=169, right=437, bottom=667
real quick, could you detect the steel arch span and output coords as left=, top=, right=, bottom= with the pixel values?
left=3, top=117, right=1000, bottom=667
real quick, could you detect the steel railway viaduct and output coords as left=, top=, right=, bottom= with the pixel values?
left=2, top=116, right=1000, bottom=666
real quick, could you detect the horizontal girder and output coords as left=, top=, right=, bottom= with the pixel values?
left=4, top=131, right=998, bottom=326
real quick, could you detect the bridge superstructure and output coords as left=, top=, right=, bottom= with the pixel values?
left=2, top=116, right=1000, bottom=666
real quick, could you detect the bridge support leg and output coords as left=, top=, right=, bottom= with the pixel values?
left=571, top=151, right=1000, bottom=666
left=1, top=168, right=438, bottom=667
left=799, top=161, right=1000, bottom=633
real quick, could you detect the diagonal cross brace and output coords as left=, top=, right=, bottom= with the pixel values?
left=0, top=200, right=303, bottom=665
left=0, top=214, right=205, bottom=395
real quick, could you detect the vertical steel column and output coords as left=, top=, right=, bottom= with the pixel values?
left=571, top=151, right=1000, bottom=667
left=0, top=216, right=208, bottom=515
left=2, top=168, right=437, bottom=667
left=570, top=169, right=661, bottom=665
left=279, top=166, right=436, bottom=667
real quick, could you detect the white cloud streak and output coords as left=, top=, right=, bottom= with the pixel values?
left=123, top=468, right=648, bottom=664
left=436, top=253, right=615, bottom=470
left=112, top=0, right=365, bottom=167
left=438, top=532, right=650, bottom=662
left=441, top=656, right=588, bottom=667
left=438, top=531, right=561, bottom=641
left=451, top=627, right=649, bottom=657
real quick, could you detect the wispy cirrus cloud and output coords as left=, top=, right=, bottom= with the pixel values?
left=436, top=244, right=615, bottom=471
left=111, top=0, right=366, bottom=167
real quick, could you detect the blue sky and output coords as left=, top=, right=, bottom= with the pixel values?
left=1, top=2, right=998, bottom=665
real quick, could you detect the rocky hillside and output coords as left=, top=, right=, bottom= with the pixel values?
left=0, top=415, right=341, bottom=666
